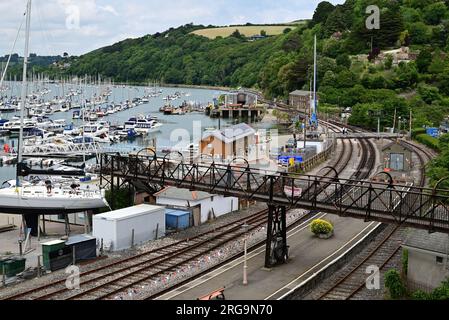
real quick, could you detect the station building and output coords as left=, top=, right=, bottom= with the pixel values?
left=382, top=141, right=412, bottom=172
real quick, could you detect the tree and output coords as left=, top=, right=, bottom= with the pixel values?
left=260, top=30, right=267, bottom=37
left=416, top=48, right=433, bottom=73
left=312, top=1, right=336, bottom=26
left=336, top=54, right=351, bottom=69
left=283, top=28, right=292, bottom=34
left=230, top=29, right=244, bottom=39
left=418, top=84, right=442, bottom=104
left=400, top=30, right=411, bottom=46
left=409, top=22, right=430, bottom=44
left=384, top=54, right=394, bottom=70
left=424, top=2, right=447, bottom=25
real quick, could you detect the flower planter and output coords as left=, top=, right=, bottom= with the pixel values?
left=317, top=231, right=334, bottom=239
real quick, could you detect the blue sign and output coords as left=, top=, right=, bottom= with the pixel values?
left=278, top=156, right=303, bottom=165
left=426, top=128, right=439, bottom=138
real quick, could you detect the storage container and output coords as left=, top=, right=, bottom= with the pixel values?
left=166, top=209, right=191, bottom=231
left=93, top=204, right=166, bottom=251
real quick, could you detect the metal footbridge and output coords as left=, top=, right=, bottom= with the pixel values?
left=100, top=152, right=449, bottom=268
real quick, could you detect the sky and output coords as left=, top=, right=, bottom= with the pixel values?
left=0, top=0, right=345, bottom=57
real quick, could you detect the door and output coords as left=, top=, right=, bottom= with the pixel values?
left=192, top=205, right=201, bottom=227
left=390, top=153, right=404, bottom=171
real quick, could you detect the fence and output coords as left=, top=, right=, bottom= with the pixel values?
left=288, top=138, right=336, bottom=173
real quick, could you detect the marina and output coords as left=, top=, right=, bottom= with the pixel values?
left=0, top=82, right=231, bottom=182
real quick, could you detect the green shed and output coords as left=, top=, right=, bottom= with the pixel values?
left=42, top=240, right=66, bottom=270
left=0, top=257, right=26, bottom=277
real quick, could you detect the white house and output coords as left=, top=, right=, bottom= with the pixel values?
left=403, top=229, right=449, bottom=292
left=154, top=187, right=239, bottom=225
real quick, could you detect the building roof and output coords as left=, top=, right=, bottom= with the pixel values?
left=289, top=90, right=311, bottom=96
left=94, top=204, right=165, bottom=221
left=403, top=229, right=449, bottom=255
left=155, top=187, right=214, bottom=201
left=66, top=234, right=96, bottom=245
left=382, top=140, right=411, bottom=152
left=165, top=208, right=191, bottom=217
left=202, top=123, right=256, bottom=144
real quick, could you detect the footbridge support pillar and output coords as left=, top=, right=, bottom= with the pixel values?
left=265, top=205, right=289, bottom=268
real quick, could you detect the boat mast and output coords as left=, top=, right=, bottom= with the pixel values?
left=17, top=0, right=32, bottom=188
left=312, top=34, right=318, bottom=125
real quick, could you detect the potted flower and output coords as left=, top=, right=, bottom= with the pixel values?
left=311, top=219, right=334, bottom=239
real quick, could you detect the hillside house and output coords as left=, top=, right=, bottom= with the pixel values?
left=289, top=90, right=319, bottom=114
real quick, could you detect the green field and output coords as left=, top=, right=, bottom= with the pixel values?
left=191, top=25, right=298, bottom=39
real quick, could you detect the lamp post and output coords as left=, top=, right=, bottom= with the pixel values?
left=242, top=222, right=249, bottom=286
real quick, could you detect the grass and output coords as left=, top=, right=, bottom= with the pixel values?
left=192, top=25, right=298, bottom=39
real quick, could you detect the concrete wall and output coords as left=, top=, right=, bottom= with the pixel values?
left=408, top=249, right=449, bottom=290
left=156, top=195, right=239, bottom=224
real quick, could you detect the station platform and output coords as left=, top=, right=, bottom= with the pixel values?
left=156, top=215, right=379, bottom=301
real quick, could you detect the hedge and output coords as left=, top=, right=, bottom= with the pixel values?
left=415, top=134, right=441, bottom=152
left=411, top=128, right=426, bottom=139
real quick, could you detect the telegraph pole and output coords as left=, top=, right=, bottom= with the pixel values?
left=392, top=108, right=397, bottom=133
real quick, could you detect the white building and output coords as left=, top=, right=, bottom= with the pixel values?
left=403, top=230, right=449, bottom=292
left=154, top=187, right=239, bottom=225
left=93, top=204, right=165, bottom=252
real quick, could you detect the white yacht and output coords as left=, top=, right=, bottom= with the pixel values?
left=0, top=179, right=108, bottom=214
left=80, top=123, right=111, bottom=143
left=125, top=114, right=163, bottom=134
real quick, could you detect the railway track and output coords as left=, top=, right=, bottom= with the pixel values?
left=316, top=224, right=403, bottom=300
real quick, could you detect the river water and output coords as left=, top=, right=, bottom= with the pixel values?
left=0, top=83, right=240, bottom=182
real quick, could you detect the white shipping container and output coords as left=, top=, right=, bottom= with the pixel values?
left=93, top=204, right=166, bottom=251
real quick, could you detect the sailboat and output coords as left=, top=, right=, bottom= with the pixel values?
left=0, top=0, right=109, bottom=216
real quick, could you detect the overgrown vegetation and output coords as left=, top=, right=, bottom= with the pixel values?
left=385, top=269, right=407, bottom=299
left=102, top=187, right=134, bottom=212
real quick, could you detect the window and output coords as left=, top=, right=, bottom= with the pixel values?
left=436, top=256, right=444, bottom=265
left=389, top=153, right=404, bottom=171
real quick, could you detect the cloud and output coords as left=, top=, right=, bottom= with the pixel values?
left=0, top=0, right=345, bottom=56
left=98, top=5, right=119, bottom=16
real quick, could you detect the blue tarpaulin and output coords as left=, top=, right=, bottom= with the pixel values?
left=426, top=128, right=439, bottom=138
